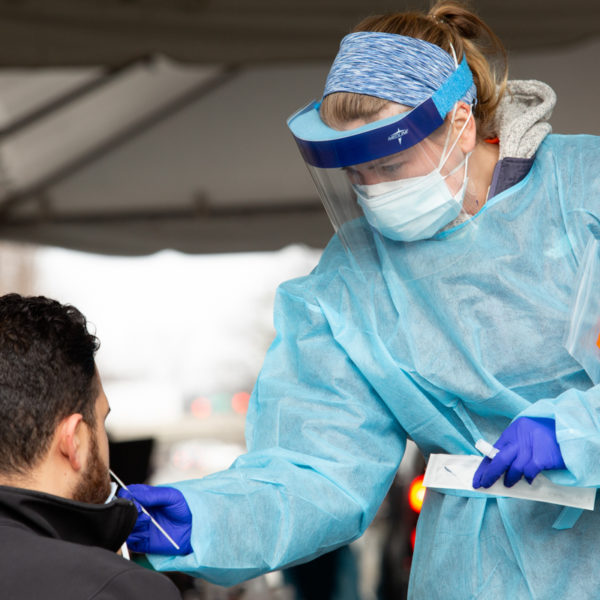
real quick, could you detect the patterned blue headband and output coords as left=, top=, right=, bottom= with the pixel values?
left=323, top=31, right=477, bottom=111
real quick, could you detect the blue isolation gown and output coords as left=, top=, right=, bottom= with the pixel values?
left=151, top=134, right=600, bottom=598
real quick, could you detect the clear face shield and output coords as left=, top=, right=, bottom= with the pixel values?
left=288, top=57, right=479, bottom=280
left=322, top=106, right=472, bottom=244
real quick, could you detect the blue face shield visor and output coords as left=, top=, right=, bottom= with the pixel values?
left=287, top=56, right=475, bottom=170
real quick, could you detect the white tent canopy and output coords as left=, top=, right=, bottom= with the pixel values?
left=0, top=1, right=598, bottom=255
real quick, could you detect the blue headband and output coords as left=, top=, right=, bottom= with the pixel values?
left=324, top=31, right=476, bottom=108
left=287, top=31, right=477, bottom=169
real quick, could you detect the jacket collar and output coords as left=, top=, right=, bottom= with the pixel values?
left=0, top=485, right=137, bottom=552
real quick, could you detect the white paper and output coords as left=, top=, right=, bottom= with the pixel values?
left=424, top=454, right=596, bottom=510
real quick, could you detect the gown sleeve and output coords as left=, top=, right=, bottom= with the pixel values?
left=147, top=276, right=407, bottom=585
left=513, top=134, right=600, bottom=487
left=515, top=387, right=600, bottom=487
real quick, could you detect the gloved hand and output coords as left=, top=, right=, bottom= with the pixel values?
left=472, top=417, right=566, bottom=489
left=117, top=484, right=193, bottom=555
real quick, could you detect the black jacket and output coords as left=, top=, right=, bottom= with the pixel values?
left=0, top=485, right=181, bottom=599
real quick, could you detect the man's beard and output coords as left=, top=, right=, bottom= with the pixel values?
left=72, top=428, right=111, bottom=504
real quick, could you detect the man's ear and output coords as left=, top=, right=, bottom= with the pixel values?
left=449, top=101, right=476, bottom=154
left=57, top=414, right=86, bottom=472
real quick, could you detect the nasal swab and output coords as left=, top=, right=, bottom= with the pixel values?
left=109, top=469, right=180, bottom=551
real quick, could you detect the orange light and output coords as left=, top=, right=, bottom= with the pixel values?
left=231, top=391, right=251, bottom=415
left=408, top=474, right=426, bottom=513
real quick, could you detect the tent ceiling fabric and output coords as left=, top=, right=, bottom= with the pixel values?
left=0, top=0, right=598, bottom=67
left=0, top=1, right=598, bottom=256
left=0, top=58, right=334, bottom=254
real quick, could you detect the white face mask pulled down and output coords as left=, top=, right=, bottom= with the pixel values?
left=354, top=106, right=472, bottom=242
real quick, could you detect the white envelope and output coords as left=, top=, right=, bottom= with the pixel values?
left=424, top=453, right=596, bottom=510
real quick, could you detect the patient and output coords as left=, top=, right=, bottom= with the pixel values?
left=0, top=293, right=180, bottom=599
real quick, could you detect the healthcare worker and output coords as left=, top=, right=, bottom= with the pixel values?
left=119, top=2, right=600, bottom=597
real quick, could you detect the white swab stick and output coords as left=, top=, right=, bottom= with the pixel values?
left=109, top=469, right=180, bottom=550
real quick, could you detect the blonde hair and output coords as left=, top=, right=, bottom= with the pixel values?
left=320, top=1, right=508, bottom=139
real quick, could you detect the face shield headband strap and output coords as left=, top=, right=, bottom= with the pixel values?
left=287, top=57, right=474, bottom=169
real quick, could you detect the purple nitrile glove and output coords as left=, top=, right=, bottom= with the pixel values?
left=117, top=484, right=193, bottom=555
left=472, top=417, right=566, bottom=489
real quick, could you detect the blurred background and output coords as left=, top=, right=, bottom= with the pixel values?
left=0, top=1, right=598, bottom=598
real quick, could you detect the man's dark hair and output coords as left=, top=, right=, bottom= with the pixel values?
left=0, top=294, right=100, bottom=476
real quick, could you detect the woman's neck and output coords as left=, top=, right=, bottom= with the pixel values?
left=463, top=139, right=500, bottom=214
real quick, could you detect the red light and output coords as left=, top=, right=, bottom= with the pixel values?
left=408, top=474, right=426, bottom=513
left=410, top=527, right=417, bottom=550
left=231, top=392, right=250, bottom=415
left=191, top=397, right=212, bottom=419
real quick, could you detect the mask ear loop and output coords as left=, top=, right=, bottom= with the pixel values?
left=438, top=103, right=459, bottom=168
left=439, top=102, right=473, bottom=175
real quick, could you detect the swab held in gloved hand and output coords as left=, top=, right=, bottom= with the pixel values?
left=109, top=469, right=180, bottom=551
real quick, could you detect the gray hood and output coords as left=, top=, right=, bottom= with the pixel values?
left=495, top=79, right=557, bottom=159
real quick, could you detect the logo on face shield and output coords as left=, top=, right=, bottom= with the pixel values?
left=388, top=128, right=409, bottom=145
